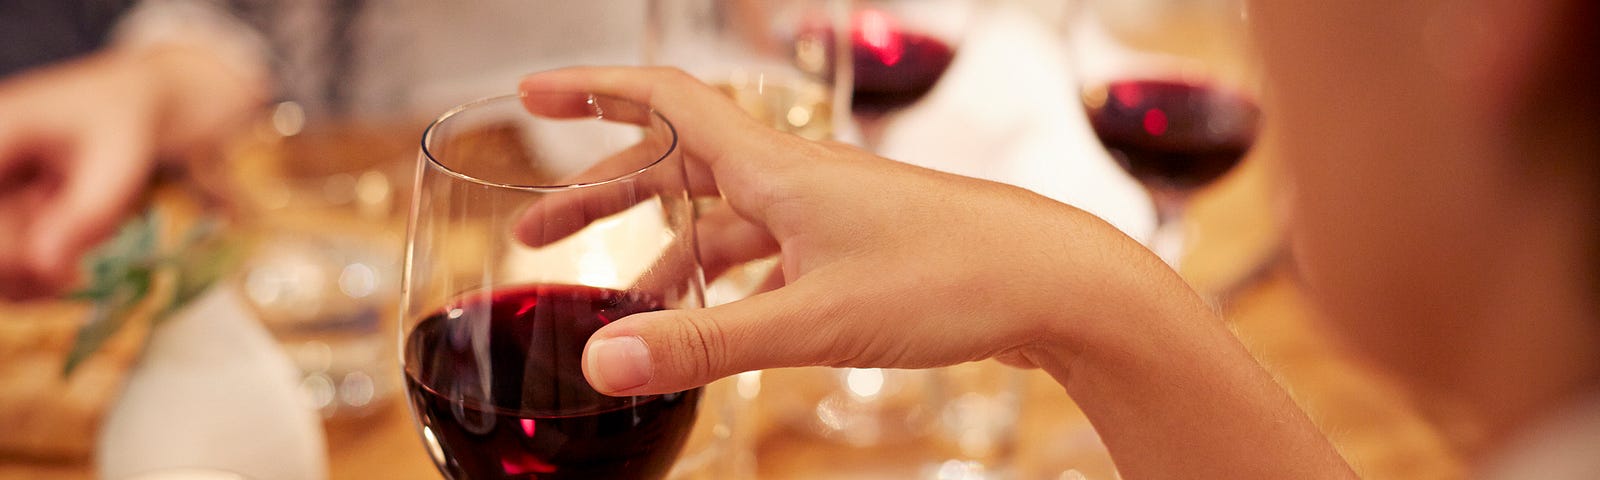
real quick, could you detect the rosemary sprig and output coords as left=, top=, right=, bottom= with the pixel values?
left=61, top=209, right=239, bottom=377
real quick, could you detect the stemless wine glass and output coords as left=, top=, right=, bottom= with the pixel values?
left=400, top=94, right=705, bottom=480
left=1067, top=0, right=1260, bottom=267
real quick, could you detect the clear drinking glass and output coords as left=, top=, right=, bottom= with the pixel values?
left=226, top=106, right=416, bottom=421
left=225, top=6, right=421, bottom=419
left=399, top=94, right=705, bottom=479
left=1066, top=0, right=1260, bottom=267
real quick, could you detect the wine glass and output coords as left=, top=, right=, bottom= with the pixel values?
left=646, top=0, right=849, bottom=143
left=645, top=3, right=848, bottom=475
left=400, top=94, right=705, bottom=479
left=645, top=0, right=848, bottom=301
left=1067, top=0, right=1260, bottom=267
left=834, top=0, right=979, bottom=437
left=849, top=0, right=977, bottom=145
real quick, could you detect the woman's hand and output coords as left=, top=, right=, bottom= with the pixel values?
left=519, top=66, right=1356, bottom=480
left=519, top=67, right=1190, bottom=396
left=0, top=45, right=262, bottom=300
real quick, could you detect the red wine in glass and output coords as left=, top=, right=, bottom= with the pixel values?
left=1085, top=79, right=1260, bottom=191
left=404, top=284, right=701, bottom=480
left=850, top=9, right=957, bottom=113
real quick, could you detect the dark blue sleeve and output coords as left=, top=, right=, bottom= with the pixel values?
left=0, top=0, right=136, bottom=77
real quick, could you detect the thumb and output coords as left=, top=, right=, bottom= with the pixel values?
left=582, top=280, right=844, bottom=396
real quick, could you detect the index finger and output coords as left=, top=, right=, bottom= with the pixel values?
left=518, top=67, right=806, bottom=226
left=519, top=67, right=759, bottom=170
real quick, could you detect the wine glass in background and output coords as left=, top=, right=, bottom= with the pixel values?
left=1067, top=0, right=1260, bottom=267
left=400, top=95, right=705, bottom=479
left=648, top=2, right=1018, bottom=476
left=646, top=0, right=849, bottom=142
left=848, top=0, right=977, bottom=145
left=645, top=4, right=848, bottom=476
left=645, top=0, right=848, bottom=303
left=225, top=105, right=416, bottom=422
left=218, top=1, right=420, bottom=422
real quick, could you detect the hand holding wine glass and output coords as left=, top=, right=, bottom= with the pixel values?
left=514, top=65, right=1353, bottom=480
left=516, top=66, right=1194, bottom=393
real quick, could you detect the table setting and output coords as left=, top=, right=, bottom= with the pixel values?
left=0, top=1, right=1463, bottom=479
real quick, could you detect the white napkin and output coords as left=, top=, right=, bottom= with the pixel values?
left=873, top=5, right=1155, bottom=241
left=98, top=287, right=327, bottom=480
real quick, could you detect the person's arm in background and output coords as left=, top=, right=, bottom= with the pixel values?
left=520, top=67, right=1359, bottom=480
left=0, top=0, right=268, bottom=299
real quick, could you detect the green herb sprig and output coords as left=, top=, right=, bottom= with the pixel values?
left=61, top=210, right=239, bottom=376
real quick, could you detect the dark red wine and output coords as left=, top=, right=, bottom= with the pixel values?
left=850, top=9, right=957, bottom=112
left=1085, top=79, right=1260, bottom=191
left=404, top=284, right=700, bottom=480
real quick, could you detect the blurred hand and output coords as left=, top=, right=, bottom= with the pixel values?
left=517, top=67, right=1199, bottom=397
left=0, top=45, right=262, bottom=300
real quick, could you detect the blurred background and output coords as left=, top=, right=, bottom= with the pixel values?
left=0, top=0, right=1465, bottom=479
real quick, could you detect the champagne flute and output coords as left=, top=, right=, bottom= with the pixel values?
left=1067, top=0, right=1260, bottom=267
left=399, top=94, right=704, bottom=479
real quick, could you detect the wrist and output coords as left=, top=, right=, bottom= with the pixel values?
left=120, top=43, right=266, bottom=155
left=1016, top=206, right=1218, bottom=387
left=107, top=0, right=270, bottom=155
left=1023, top=278, right=1221, bottom=397
left=1020, top=264, right=1356, bottom=479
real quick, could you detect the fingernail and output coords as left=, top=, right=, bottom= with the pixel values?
left=586, top=336, right=653, bottom=393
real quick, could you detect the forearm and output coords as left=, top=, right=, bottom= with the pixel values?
left=133, top=44, right=266, bottom=153
left=1030, top=278, right=1357, bottom=479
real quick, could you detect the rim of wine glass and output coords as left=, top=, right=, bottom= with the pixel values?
left=419, top=94, right=680, bottom=192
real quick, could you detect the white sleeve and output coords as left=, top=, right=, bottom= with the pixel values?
left=108, top=0, right=271, bottom=87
